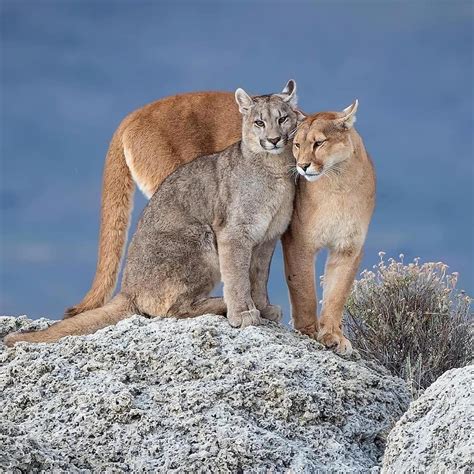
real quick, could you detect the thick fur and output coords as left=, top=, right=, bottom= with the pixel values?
left=65, top=91, right=242, bottom=317
left=282, top=101, right=376, bottom=354
left=5, top=85, right=300, bottom=346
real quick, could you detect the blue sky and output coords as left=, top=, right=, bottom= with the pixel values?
left=1, top=0, right=473, bottom=320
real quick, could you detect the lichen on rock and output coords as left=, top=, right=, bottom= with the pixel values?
left=382, top=365, right=474, bottom=473
left=1, top=314, right=410, bottom=472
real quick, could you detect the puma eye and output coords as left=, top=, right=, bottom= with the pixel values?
left=254, top=120, right=265, bottom=127
left=313, top=140, right=326, bottom=149
left=278, top=116, right=288, bottom=124
left=294, top=143, right=300, bottom=149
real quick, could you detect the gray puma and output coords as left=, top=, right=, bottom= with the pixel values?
left=4, top=80, right=302, bottom=346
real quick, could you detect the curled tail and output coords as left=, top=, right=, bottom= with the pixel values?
left=4, top=294, right=134, bottom=346
left=65, top=130, right=135, bottom=318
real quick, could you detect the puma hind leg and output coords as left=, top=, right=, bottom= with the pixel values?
left=170, top=297, right=227, bottom=318
left=131, top=242, right=223, bottom=320
left=135, top=293, right=226, bottom=320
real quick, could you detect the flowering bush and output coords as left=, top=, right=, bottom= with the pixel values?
left=345, top=253, right=473, bottom=396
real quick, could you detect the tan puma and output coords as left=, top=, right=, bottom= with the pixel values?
left=4, top=84, right=301, bottom=346
left=282, top=101, right=376, bottom=354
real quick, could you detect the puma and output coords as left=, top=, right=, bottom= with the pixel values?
left=282, top=101, right=376, bottom=354
left=4, top=83, right=301, bottom=346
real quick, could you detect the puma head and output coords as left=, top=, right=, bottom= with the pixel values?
left=293, top=100, right=359, bottom=181
left=235, top=79, right=305, bottom=155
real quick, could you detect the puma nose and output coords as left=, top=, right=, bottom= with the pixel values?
left=300, top=163, right=311, bottom=171
left=267, top=137, right=281, bottom=145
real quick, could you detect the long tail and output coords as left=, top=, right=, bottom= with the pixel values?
left=4, top=294, right=133, bottom=346
left=65, top=130, right=135, bottom=318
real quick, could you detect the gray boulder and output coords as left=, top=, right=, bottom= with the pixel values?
left=1, top=314, right=410, bottom=473
left=382, top=365, right=474, bottom=473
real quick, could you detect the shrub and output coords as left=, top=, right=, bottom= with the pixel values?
left=345, top=253, right=473, bottom=396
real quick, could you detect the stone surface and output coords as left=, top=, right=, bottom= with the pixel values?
left=1, top=314, right=410, bottom=472
left=382, top=365, right=474, bottom=473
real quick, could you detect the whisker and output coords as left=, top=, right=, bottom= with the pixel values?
left=286, top=166, right=300, bottom=184
left=322, top=163, right=344, bottom=183
left=288, top=121, right=305, bottom=138
left=288, top=119, right=307, bottom=141
left=323, top=163, right=343, bottom=179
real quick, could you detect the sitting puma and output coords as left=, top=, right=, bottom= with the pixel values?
left=4, top=82, right=302, bottom=345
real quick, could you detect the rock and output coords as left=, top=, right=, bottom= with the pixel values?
left=1, top=314, right=410, bottom=472
left=382, top=365, right=474, bottom=473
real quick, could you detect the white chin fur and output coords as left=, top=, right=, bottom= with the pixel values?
left=296, top=165, right=322, bottom=182
left=266, top=147, right=284, bottom=155
left=304, top=174, right=322, bottom=182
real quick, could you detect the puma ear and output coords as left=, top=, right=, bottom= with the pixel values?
left=289, top=110, right=307, bottom=138
left=278, top=79, right=298, bottom=107
left=295, top=109, right=306, bottom=123
left=336, top=99, right=358, bottom=129
left=235, top=88, right=254, bottom=114
left=282, top=79, right=296, bottom=95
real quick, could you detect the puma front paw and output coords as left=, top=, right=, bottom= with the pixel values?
left=260, top=304, right=282, bottom=322
left=227, top=308, right=262, bottom=329
left=318, top=326, right=352, bottom=355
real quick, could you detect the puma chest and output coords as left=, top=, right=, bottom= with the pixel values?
left=263, top=177, right=295, bottom=240
left=305, top=191, right=371, bottom=251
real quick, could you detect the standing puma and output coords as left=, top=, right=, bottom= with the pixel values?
left=4, top=85, right=301, bottom=346
left=282, top=101, right=376, bottom=354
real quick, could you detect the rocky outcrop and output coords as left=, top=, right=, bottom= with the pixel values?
left=1, top=314, right=410, bottom=472
left=382, top=365, right=474, bottom=473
